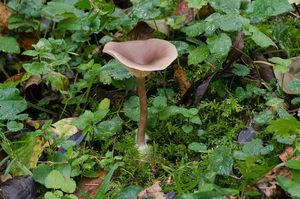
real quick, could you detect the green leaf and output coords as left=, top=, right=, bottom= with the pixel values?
left=288, top=80, right=300, bottom=94
left=22, top=50, right=39, bottom=56
left=0, top=36, right=20, bottom=54
left=232, top=64, right=250, bottom=76
left=207, top=33, right=232, bottom=57
left=277, top=175, right=300, bottom=198
left=188, top=142, right=207, bottom=152
left=23, top=62, right=50, bottom=75
left=45, top=170, right=64, bottom=190
left=95, top=116, right=122, bottom=140
left=186, top=0, right=208, bottom=9
left=182, top=125, right=193, bottom=133
left=33, top=164, right=53, bottom=185
left=247, top=0, right=293, bottom=21
left=188, top=44, right=209, bottom=65
left=131, top=0, right=161, bottom=19
left=6, top=121, right=23, bottom=132
left=269, top=57, right=291, bottom=73
left=181, top=21, right=206, bottom=37
left=209, top=146, right=233, bottom=175
left=216, top=14, right=243, bottom=32
left=248, top=26, right=276, bottom=48
left=253, top=110, right=274, bottom=125
left=124, top=96, right=140, bottom=122
left=267, top=116, right=300, bottom=137
left=153, top=96, right=167, bottom=108
left=95, top=162, right=123, bottom=199
left=210, top=0, right=241, bottom=14
left=0, top=86, right=27, bottom=120
left=266, top=98, right=284, bottom=108
left=99, top=59, right=132, bottom=84
left=170, top=41, right=189, bottom=56
left=242, top=139, right=273, bottom=156
left=61, top=178, right=76, bottom=193
left=115, top=185, right=143, bottom=199
left=286, top=160, right=300, bottom=170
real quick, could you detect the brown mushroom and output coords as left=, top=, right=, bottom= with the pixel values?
left=103, top=38, right=177, bottom=149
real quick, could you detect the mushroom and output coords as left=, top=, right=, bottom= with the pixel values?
left=103, top=38, right=177, bottom=150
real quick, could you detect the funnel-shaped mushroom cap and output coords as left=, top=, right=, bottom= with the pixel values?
left=103, top=39, right=178, bottom=77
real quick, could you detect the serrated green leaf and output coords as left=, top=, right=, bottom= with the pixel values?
left=124, top=96, right=140, bottom=122
left=267, top=116, right=300, bottom=137
left=181, top=21, right=205, bottom=37
left=188, top=44, right=209, bottom=65
left=288, top=80, right=300, bottom=94
left=253, top=110, right=274, bottom=125
left=95, top=116, right=122, bottom=140
left=207, top=33, right=232, bottom=57
left=23, top=62, right=50, bottom=75
left=99, top=59, right=133, bottom=84
left=0, top=86, right=27, bottom=120
left=209, top=146, right=233, bottom=175
left=0, top=36, right=20, bottom=54
left=232, top=64, right=250, bottom=76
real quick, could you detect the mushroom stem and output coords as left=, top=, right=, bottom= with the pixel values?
left=137, top=76, right=147, bottom=147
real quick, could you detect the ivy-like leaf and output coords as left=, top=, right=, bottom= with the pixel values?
left=207, top=33, right=232, bottom=57
left=247, top=0, right=293, bottom=21
left=0, top=36, right=20, bottom=54
left=0, top=85, right=27, bottom=120
left=188, top=44, right=209, bottom=65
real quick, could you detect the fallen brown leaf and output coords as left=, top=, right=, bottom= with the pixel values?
left=76, top=170, right=107, bottom=199
left=126, top=21, right=154, bottom=41
left=0, top=3, right=11, bottom=33
left=173, top=0, right=194, bottom=24
left=279, top=146, right=294, bottom=162
left=4, top=72, right=25, bottom=83
left=256, top=155, right=300, bottom=198
left=138, top=181, right=165, bottom=199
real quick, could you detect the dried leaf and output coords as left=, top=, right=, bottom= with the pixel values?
left=181, top=72, right=216, bottom=105
left=256, top=162, right=290, bottom=198
left=173, top=0, right=194, bottom=24
left=76, top=170, right=107, bottom=199
left=223, top=31, right=244, bottom=70
left=274, top=56, right=300, bottom=94
left=4, top=72, right=25, bottom=83
left=173, top=64, right=190, bottom=96
left=279, top=146, right=294, bottom=162
left=126, top=21, right=154, bottom=41
left=0, top=3, right=11, bottom=33
left=194, top=72, right=216, bottom=105
left=138, top=181, right=165, bottom=199
left=254, top=53, right=275, bottom=82
left=24, top=75, right=42, bottom=103
left=19, top=33, right=39, bottom=50
left=198, top=4, right=214, bottom=19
